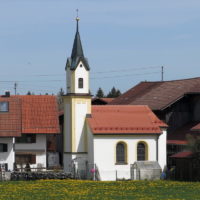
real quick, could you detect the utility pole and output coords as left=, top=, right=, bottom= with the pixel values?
left=14, top=82, right=17, bottom=95
left=161, top=66, right=164, bottom=81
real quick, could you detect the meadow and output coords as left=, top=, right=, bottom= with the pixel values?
left=0, top=179, right=199, bottom=200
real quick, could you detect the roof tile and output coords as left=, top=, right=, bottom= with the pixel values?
left=87, top=105, right=167, bottom=134
left=110, top=77, right=200, bottom=110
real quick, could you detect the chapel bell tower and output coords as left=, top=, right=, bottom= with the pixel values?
left=63, top=16, right=91, bottom=172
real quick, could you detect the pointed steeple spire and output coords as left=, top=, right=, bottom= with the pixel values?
left=66, top=11, right=90, bottom=71
left=71, top=14, right=84, bottom=59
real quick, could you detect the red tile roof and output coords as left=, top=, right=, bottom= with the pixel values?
left=19, top=95, right=60, bottom=134
left=167, top=122, right=200, bottom=145
left=87, top=105, right=167, bottom=134
left=0, top=97, right=21, bottom=137
left=0, top=95, right=60, bottom=137
left=170, top=151, right=194, bottom=158
left=191, top=123, right=200, bottom=131
left=110, top=77, right=200, bottom=110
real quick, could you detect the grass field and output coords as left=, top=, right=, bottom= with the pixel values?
left=0, top=179, right=200, bottom=200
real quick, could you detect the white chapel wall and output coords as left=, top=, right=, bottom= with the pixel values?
left=93, top=135, right=158, bottom=181
left=158, top=129, right=167, bottom=170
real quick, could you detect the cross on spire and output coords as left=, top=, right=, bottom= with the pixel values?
left=76, top=9, right=80, bottom=32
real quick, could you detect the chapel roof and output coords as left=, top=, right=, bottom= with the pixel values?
left=0, top=95, right=60, bottom=137
left=110, top=77, right=200, bottom=110
left=87, top=105, right=167, bottom=134
left=66, top=17, right=90, bottom=71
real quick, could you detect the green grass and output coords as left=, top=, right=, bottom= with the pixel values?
left=0, top=179, right=200, bottom=200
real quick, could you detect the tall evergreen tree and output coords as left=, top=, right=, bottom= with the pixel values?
left=57, top=88, right=65, bottom=110
left=96, top=87, right=104, bottom=98
left=107, top=87, right=121, bottom=98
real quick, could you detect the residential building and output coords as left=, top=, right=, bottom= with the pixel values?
left=110, top=78, right=200, bottom=166
left=0, top=94, right=60, bottom=171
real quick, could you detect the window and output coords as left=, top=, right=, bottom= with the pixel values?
left=0, top=102, right=9, bottom=112
left=15, top=154, right=36, bottom=164
left=78, top=78, right=83, bottom=88
left=15, top=134, right=36, bottom=143
left=116, top=142, right=127, bottom=164
left=0, top=143, right=8, bottom=152
left=137, top=142, right=147, bottom=161
left=80, top=64, right=83, bottom=67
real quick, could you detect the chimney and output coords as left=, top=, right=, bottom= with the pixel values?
left=5, top=91, right=10, bottom=97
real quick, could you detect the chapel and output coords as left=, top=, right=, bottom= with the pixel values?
left=63, top=17, right=167, bottom=181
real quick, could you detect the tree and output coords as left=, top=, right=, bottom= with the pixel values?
left=57, top=88, right=65, bottom=111
left=26, top=91, right=34, bottom=95
left=96, top=87, right=104, bottom=98
left=107, top=87, right=121, bottom=98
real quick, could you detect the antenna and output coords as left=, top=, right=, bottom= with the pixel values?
left=14, top=82, right=17, bottom=95
left=161, top=66, right=164, bottom=81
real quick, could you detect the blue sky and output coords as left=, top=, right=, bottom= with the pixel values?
left=0, top=0, right=200, bottom=95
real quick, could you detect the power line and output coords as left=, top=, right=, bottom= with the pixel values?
left=0, top=65, right=162, bottom=77
left=91, top=71, right=160, bottom=79
left=91, top=66, right=161, bottom=74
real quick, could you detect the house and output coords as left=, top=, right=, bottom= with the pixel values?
left=110, top=78, right=200, bottom=166
left=62, top=18, right=168, bottom=181
left=0, top=94, right=60, bottom=171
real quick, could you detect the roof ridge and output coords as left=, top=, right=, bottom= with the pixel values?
left=140, top=76, right=200, bottom=83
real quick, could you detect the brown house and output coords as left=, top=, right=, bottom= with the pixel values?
left=110, top=77, right=200, bottom=167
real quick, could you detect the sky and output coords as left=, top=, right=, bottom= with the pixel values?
left=0, top=0, right=200, bottom=95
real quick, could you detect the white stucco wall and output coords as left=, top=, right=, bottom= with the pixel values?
left=64, top=103, right=71, bottom=152
left=87, top=125, right=94, bottom=164
left=15, top=134, right=46, bottom=151
left=66, top=67, right=71, bottom=93
left=0, top=137, right=14, bottom=171
left=75, top=102, right=87, bottom=152
left=15, top=134, right=47, bottom=168
left=66, top=61, right=89, bottom=94
left=93, top=135, right=158, bottom=181
left=74, top=62, right=89, bottom=94
left=158, top=129, right=167, bottom=170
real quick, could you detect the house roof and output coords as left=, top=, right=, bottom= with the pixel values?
left=191, top=123, right=200, bottom=131
left=92, top=98, right=114, bottom=105
left=0, top=95, right=60, bottom=137
left=99, top=98, right=114, bottom=103
left=170, top=151, right=194, bottom=158
left=167, top=122, right=200, bottom=145
left=110, top=77, right=200, bottom=110
left=87, top=105, right=167, bottom=134
left=0, top=97, right=22, bottom=137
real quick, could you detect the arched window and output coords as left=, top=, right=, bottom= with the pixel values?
left=137, top=142, right=147, bottom=161
left=116, top=142, right=127, bottom=164
left=78, top=78, right=83, bottom=88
